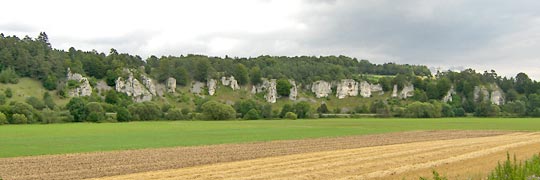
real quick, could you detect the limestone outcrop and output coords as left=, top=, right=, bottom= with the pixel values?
left=473, top=84, right=505, bottom=105
left=191, top=81, right=205, bottom=95
left=250, top=78, right=278, bottom=103
left=141, top=75, right=157, bottom=96
left=207, top=79, right=217, bottom=96
left=490, top=84, right=505, bottom=105
left=115, top=70, right=154, bottom=102
left=166, top=77, right=176, bottom=93
left=66, top=68, right=93, bottom=97
left=400, top=84, right=414, bottom=99
left=391, top=85, right=398, bottom=98
left=359, top=81, right=371, bottom=98
left=442, top=86, right=456, bottom=103
left=336, top=79, right=359, bottom=99
left=474, top=86, right=489, bottom=102
left=221, top=76, right=240, bottom=90
left=289, top=80, right=298, bottom=101
left=370, top=84, right=384, bottom=95
left=311, top=80, right=332, bottom=98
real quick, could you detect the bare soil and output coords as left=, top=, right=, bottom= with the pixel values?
left=98, top=132, right=540, bottom=180
left=0, top=130, right=509, bottom=180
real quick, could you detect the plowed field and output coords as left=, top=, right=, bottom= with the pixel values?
left=0, top=130, right=531, bottom=180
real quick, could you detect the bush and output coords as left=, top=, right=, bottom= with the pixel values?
left=4, top=88, right=12, bottom=98
left=0, top=93, right=6, bottom=105
left=165, top=108, right=185, bottom=120
left=85, top=102, right=106, bottom=122
left=317, top=103, right=329, bottom=113
left=276, top=78, right=292, bottom=97
left=11, top=102, right=40, bottom=123
left=453, top=107, right=466, bottom=117
left=243, top=109, right=261, bottom=120
left=200, top=101, right=236, bottom=120
left=404, top=102, right=441, bottom=118
left=488, top=153, right=540, bottom=180
left=115, top=107, right=131, bottom=122
left=419, top=170, right=448, bottom=180
left=26, top=96, right=46, bottom=110
left=294, top=101, right=311, bottom=119
left=11, top=114, right=28, bottom=124
left=43, top=75, right=57, bottom=90
left=0, top=112, right=7, bottom=125
left=284, top=112, right=297, bottom=120
left=128, top=102, right=162, bottom=121
left=475, top=102, right=500, bottom=117
left=66, top=97, right=87, bottom=122
left=0, top=67, right=19, bottom=84
left=43, top=92, right=55, bottom=109
left=41, top=108, right=62, bottom=124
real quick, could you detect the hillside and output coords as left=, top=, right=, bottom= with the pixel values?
left=1, top=32, right=540, bottom=125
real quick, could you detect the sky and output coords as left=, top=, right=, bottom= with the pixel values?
left=1, top=0, right=540, bottom=79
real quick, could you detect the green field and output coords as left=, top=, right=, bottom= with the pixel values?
left=1, top=118, right=540, bottom=158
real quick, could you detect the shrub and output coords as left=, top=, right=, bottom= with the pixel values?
left=243, top=109, right=261, bottom=120
left=0, top=93, right=6, bottom=105
left=488, top=153, right=540, bottom=180
left=43, top=75, right=57, bottom=90
left=317, top=103, right=329, bottom=113
left=200, top=101, right=236, bottom=120
left=115, top=107, right=131, bottom=122
left=276, top=78, right=292, bottom=97
left=26, top=96, right=46, bottom=110
left=294, top=101, right=311, bottom=119
left=284, top=112, right=297, bottom=120
left=11, top=114, right=28, bottom=124
left=128, top=102, right=162, bottom=121
left=419, top=170, right=448, bottom=180
left=43, top=92, right=55, bottom=109
left=404, top=102, right=441, bottom=118
left=0, top=67, right=19, bottom=84
left=66, top=97, right=87, bottom=122
left=85, top=102, right=106, bottom=122
left=0, top=112, right=7, bottom=125
left=41, top=108, right=62, bottom=124
left=165, top=108, right=185, bottom=120
left=4, top=88, right=12, bottom=98
left=11, top=102, right=40, bottom=123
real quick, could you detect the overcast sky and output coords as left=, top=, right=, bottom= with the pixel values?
left=1, top=0, right=539, bottom=79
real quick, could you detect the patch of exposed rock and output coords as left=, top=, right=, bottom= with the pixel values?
left=251, top=78, right=278, bottom=103
left=490, top=84, right=505, bottom=105
left=443, top=86, right=456, bottom=103
left=66, top=68, right=93, bottom=97
left=207, top=79, right=217, bottom=96
left=221, top=76, right=240, bottom=90
left=191, top=81, right=206, bottom=95
left=359, top=81, right=384, bottom=98
left=400, top=84, right=414, bottom=99
left=336, top=79, right=359, bottom=99
left=166, top=77, right=176, bottom=93
left=115, top=70, right=154, bottom=102
left=473, top=84, right=505, bottom=105
left=474, top=86, right=489, bottom=102
left=289, top=80, right=298, bottom=101
left=392, top=85, right=398, bottom=98
left=311, top=80, right=332, bottom=98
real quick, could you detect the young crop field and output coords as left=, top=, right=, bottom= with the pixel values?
left=1, top=118, right=540, bottom=158
left=1, top=118, right=540, bottom=180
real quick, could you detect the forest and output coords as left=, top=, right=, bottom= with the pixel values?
left=1, top=32, right=540, bottom=124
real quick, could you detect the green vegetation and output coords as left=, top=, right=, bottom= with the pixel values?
left=1, top=118, right=540, bottom=158
left=488, top=153, right=540, bottom=180
left=419, top=170, right=448, bottom=180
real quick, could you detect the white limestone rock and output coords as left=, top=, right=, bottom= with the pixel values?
left=191, top=81, right=206, bottom=95
left=474, top=86, right=489, bottom=102
left=289, top=79, right=298, bottom=101
left=115, top=71, right=153, bottom=102
left=336, top=79, right=359, bottom=99
left=221, top=76, right=240, bottom=90
left=442, top=86, right=456, bottom=103
left=391, top=84, right=398, bottom=98
left=265, top=79, right=277, bottom=103
left=141, top=75, right=157, bottom=96
left=166, top=77, right=176, bottom=93
left=490, top=84, right=505, bottom=105
left=370, top=84, right=384, bottom=95
left=400, top=84, right=414, bottom=99
left=66, top=68, right=93, bottom=97
left=207, top=79, right=217, bottom=96
left=359, top=81, right=372, bottom=98
left=311, top=80, right=332, bottom=98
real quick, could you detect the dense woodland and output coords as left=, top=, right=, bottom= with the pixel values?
left=1, top=32, right=540, bottom=124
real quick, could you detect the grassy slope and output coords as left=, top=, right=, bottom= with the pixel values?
left=0, top=78, right=69, bottom=106
left=1, top=118, right=540, bottom=158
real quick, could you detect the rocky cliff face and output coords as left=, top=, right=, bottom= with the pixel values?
left=311, top=80, right=332, bottom=98
left=359, top=81, right=383, bottom=98
left=289, top=80, right=298, bottom=101
left=490, top=84, right=505, bottom=105
left=207, top=79, right=217, bottom=96
left=115, top=70, right=154, bottom=102
left=336, top=79, right=359, bottom=99
left=250, top=78, right=278, bottom=103
left=391, top=84, right=398, bottom=98
left=474, top=86, right=489, bottom=102
left=66, top=68, right=93, bottom=97
left=221, top=76, right=240, bottom=90
left=442, top=86, right=456, bottom=103
left=191, top=81, right=205, bottom=95
left=400, top=84, right=414, bottom=99
left=166, top=77, right=176, bottom=93
left=473, top=84, right=505, bottom=105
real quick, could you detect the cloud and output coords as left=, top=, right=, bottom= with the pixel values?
left=1, top=0, right=540, bottom=79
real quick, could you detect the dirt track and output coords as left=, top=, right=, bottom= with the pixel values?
left=98, top=132, right=540, bottom=180
left=0, top=130, right=513, bottom=180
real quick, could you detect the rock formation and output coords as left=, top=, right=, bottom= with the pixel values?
left=66, top=68, right=93, bottom=97
left=207, top=79, right=217, bottom=96
left=221, top=76, right=240, bottom=90
left=336, top=79, right=359, bottom=99
left=191, top=81, right=205, bottom=95
left=400, top=84, right=414, bottom=99
left=311, top=80, right=332, bottom=98
left=391, top=84, right=398, bottom=98
left=265, top=79, right=277, bottom=103
left=490, top=84, right=505, bottom=105
left=442, top=86, right=456, bottom=103
left=474, top=86, right=489, bottom=102
left=370, top=84, right=384, bottom=95
left=166, top=77, right=176, bottom=93
left=359, top=81, right=371, bottom=98
left=141, top=75, right=157, bottom=96
left=115, top=70, right=154, bottom=102
left=289, top=79, right=298, bottom=101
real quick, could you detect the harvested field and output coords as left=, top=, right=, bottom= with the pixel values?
left=98, top=132, right=540, bottom=180
left=0, top=130, right=505, bottom=180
